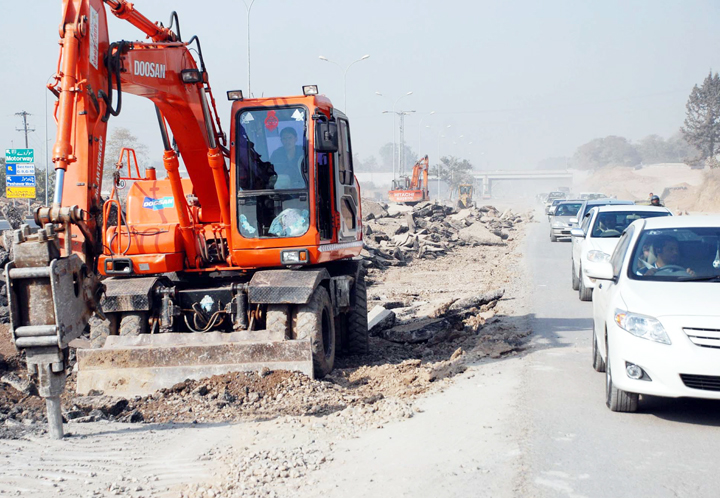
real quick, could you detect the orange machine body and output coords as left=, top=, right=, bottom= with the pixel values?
left=49, top=0, right=362, bottom=277
left=388, top=155, right=430, bottom=204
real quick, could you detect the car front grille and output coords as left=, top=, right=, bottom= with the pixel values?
left=680, top=374, right=720, bottom=392
left=683, top=328, right=720, bottom=349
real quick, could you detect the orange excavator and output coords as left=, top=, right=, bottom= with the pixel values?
left=6, top=0, right=368, bottom=438
left=388, top=155, right=430, bottom=204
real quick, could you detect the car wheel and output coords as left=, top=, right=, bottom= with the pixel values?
left=571, top=261, right=580, bottom=290
left=592, top=327, right=605, bottom=373
left=605, top=338, right=638, bottom=412
left=578, top=266, right=593, bottom=301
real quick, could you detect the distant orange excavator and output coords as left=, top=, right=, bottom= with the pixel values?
left=388, top=155, right=430, bottom=205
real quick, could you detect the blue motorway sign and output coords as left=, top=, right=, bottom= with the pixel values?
left=6, top=175, right=36, bottom=187
left=6, top=163, right=35, bottom=175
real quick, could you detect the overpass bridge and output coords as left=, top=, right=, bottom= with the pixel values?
left=472, top=170, right=574, bottom=197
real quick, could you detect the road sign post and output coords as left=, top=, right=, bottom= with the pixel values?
left=5, top=149, right=36, bottom=200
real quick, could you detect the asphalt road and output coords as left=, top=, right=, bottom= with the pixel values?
left=518, top=211, right=720, bottom=497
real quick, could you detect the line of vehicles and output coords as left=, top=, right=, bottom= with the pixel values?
left=546, top=194, right=720, bottom=413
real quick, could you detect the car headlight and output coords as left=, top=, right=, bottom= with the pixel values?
left=586, top=250, right=610, bottom=263
left=614, top=310, right=671, bottom=344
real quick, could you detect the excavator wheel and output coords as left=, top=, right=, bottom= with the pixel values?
left=292, top=286, right=335, bottom=378
left=345, top=272, right=369, bottom=355
left=266, top=304, right=291, bottom=338
left=119, top=311, right=148, bottom=336
left=89, top=313, right=119, bottom=349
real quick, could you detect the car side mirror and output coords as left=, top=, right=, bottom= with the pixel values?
left=315, top=121, right=338, bottom=153
left=569, top=218, right=578, bottom=224
left=585, top=261, right=615, bottom=281
left=570, top=228, right=585, bottom=237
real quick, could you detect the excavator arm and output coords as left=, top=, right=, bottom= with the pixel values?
left=7, top=0, right=229, bottom=438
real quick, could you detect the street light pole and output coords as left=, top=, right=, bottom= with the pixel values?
left=418, top=111, right=435, bottom=157
left=243, top=0, right=257, bottom=97
left=380, top=92, right=413, bottom=180
left=319, top=55, right=370, bottom=114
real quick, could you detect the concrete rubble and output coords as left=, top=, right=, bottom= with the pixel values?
left=360, top=200, right=531, bottom=269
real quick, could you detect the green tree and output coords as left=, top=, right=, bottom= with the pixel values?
left=572, top=136, right=641, bottom=169
left=432, top=156, right=474, bottom=199
left=378, top=142, right=417, bottom=173
left=681, top=71, right=720, bottom=166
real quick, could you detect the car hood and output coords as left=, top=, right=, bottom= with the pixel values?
left=552, top=215, right=575, bottom=224
left=620, top=280, right=720, bottom=318
left=585, top=237, right=620, bottom=255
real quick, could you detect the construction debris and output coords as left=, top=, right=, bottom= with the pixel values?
left=360, top=200, right=531, bottom=268
left=0, top=199, right=531, bottom=439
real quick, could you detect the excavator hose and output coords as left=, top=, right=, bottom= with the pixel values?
left=99, top=41, right=128, bottom=122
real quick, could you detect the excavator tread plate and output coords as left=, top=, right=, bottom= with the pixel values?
left=76, top=333, right=313, bottom=397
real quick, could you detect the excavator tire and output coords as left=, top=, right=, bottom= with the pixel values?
left=345, top=272, right=369, bottom=355
left=89, top=313, right=119, bottom=348
left=292, top=286, right=335, bottom=378
left=266, top=304, right=291, bottom=338
left=119, top=312, right=148, bottom=336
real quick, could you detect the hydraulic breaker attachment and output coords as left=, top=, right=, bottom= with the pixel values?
left=77, top=332, right=313, bottom=397
left=5, top=224, right=103, bottom=439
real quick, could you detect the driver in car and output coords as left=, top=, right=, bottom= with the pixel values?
left=643, top=236, right=695, bottom=276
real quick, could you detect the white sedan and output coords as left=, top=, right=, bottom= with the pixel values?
left=571, top=205, right=672, bottom=301
left=588, top=215, right=720, bottom=412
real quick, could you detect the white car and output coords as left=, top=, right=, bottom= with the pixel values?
left=588, top=216, right=720, bottom=412
left=571, top=205, right=672, bottom=301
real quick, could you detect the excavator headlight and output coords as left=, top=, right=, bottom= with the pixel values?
left=227, top=90, right=244, bottom=101
left=281, top=249, right=309, bottom=265
left=181, top=69, right=202, bottom=84
left=302, top=85, right=319, bottom=96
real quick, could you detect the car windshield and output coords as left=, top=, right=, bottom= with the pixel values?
left=629, top=227, right=720, bottom=281
left=591, top=211, right=670, bottom=238
left=235, top=106, right=310, bottom=238
left=555, top=203, right=582, bottom=217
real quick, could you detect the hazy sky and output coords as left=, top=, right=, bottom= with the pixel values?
left=1, top=0, right=719, bottom=173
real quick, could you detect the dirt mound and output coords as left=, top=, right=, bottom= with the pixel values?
left=664, top=170, right=720, bottom=213
left=576, top=163, right=704, bottom=202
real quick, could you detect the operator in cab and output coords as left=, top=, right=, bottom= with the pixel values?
left=270, top=127, right=306, bottom=189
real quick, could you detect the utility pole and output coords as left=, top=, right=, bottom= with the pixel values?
left=15, top=111, right=34, bottom=148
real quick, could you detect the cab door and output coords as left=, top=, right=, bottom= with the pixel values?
left=334, top=118, right=360, bottom=241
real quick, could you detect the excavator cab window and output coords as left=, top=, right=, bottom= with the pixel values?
left=236, top=106, right=311, bottom=238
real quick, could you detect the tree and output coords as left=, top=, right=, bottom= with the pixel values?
left=353, top=154, right=378, bottom=173
left=572, top=136, right=641, bottom=169
left=432, top=156, right=474, bottom=199
left=636, top=133, right=699, bottom=165
left=681, top=71, right=720, bottom=166
left=103, top=127, right=150, bottom=191
left=378, top=142, right=417, bottom=173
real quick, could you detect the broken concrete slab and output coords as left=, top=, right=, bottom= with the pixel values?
left=458, top=223, right=504, bottom=246
left=368, top=306, right=396, bottom=335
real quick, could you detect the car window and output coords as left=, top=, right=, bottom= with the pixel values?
left=611, top=227, right=635, bottom=276
left=628, top=227, right=720, bottom=281
left=581, top=212, right=593, bottom=233
left=555, top=203, right=582, bottom=217
left=591, top=211, right=671, bottom=238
